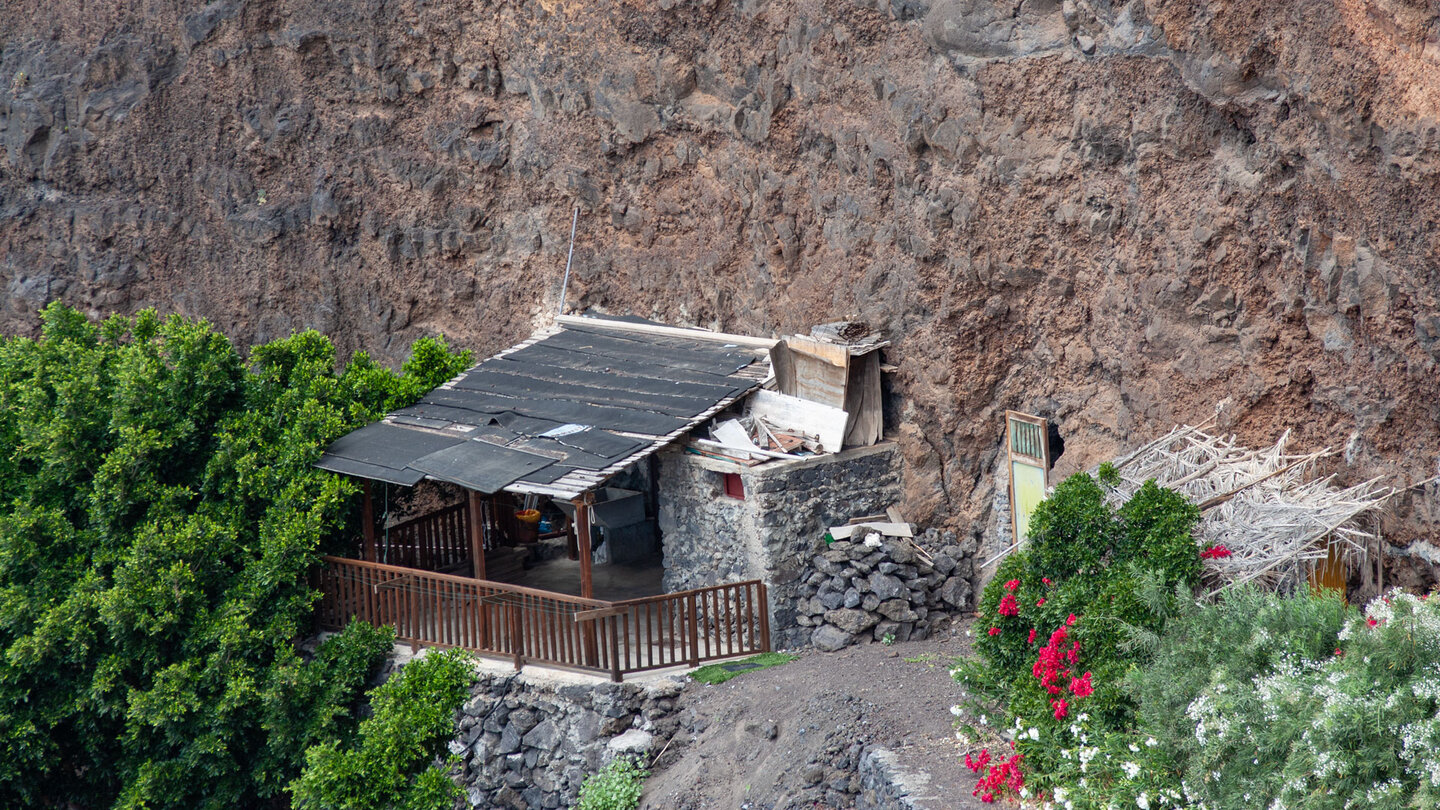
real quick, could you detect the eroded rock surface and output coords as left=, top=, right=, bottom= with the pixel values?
left=3, top=0, right=1439, bottom=579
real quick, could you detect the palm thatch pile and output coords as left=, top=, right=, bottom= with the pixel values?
left=1106, top=423, right=1396, bottom=595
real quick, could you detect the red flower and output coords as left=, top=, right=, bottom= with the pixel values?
left=1042, top=577, right=1052, bottom=585
left=988, top=626, right=1002, bottom=636
left=1069, top=671, right=1094, bottom=697
left=1051, top=698, right=1068, bottom=719
left=971, top=753, right=1025, bottom=802
left=1367, top=617, right=1378, bottom=627
left=998, top=594, right=1020, bottom=617
left=964, top=749, right=992, bottom=773
left=1066, top=613, right=1077, bottom=627
left=1036, top=598, right=1046, bottom=607
left=1334, top=648, right=1343, bottom=657
left=1200, top=544, right=1233, bottom=559
left=1004, top=579, right=1020, bottom=592
left=1028, top=628, right=1037, bottom=645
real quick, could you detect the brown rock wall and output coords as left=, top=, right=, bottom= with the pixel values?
left=3, top=0, right=1439, bottom=570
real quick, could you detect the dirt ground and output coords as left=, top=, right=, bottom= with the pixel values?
left=641, top=620, right=1013, bottom=810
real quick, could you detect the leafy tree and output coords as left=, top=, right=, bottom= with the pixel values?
left=0, top=303, right=472, bottom=808
left=290, top=649, right=477, bottom=810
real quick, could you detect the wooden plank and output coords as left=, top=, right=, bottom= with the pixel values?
left=556, top=314, right=778, bottom=349
left=787, top=334, right=852, bottom=367
left=843, top=351, right=883, bottom=447
left=827, top=522, right=914, bottom=540
left=748, top=390, right=848, bottom=453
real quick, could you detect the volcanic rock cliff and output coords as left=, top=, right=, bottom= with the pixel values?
left=3, top=0, right=1439, bottom=583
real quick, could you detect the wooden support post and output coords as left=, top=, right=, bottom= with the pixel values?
left=575, top=492, right=598, bottom=667
left=574, top=493, right=595, bottom=599
left=468, top=490, right=488, bottom=580
left=361, top=480, right=377, bottom=562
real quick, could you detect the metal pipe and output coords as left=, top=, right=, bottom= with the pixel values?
left=558, top=205, right=579, bottom=315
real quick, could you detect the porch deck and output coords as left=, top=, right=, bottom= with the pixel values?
left=315, top=556, right=768, bottom=681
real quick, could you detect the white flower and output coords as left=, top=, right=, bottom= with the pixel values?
left=1137, top=792, right=1151, bottom=809
left=1129, top=743, right=1140, bottom=752
left=1122, top=761, right=1142, bottom=779
left=950, top=705, right=962, bottom=717
left=1054, top=787, right=1068, bottom=803
left=1029, top=727, right=1040, bottom=740
left=979, top=715, right=988, bottom=726
left=1146, top=737, right=1158, bottom=747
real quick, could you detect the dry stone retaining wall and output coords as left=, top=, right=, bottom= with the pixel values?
left=451, top=667, right=684, bottom=809
left=796, top=529, right=977, bottom=651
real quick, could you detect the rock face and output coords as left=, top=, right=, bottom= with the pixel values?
left=4, top=0, right=1440, bottom=578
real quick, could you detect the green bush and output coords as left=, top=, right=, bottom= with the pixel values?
left=290, top=649, right=478, bottom=810
left=575, top=756, right=648, bottom=810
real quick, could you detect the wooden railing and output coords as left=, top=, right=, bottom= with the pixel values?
left=315, top=557, right=770, bottom=681
left=375, top=503, right=470, bottom=571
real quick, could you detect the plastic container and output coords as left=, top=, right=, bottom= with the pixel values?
left=515, top=509, right=541, bottom=543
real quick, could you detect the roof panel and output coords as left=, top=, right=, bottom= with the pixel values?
left=316, top=319, right=768, bottom=497
left=408, top=440, right=558, bottom=493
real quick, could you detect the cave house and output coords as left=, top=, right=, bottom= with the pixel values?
left=313, top=314, right=899, bottom=680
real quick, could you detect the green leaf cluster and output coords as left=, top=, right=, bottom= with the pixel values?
left=290, top=649, right=478, bottom=810
left=574, top=756, right=648, bottom=810
left=0, top=303, right=471, bottom=808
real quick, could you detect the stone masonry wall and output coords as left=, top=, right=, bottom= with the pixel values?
left=657, top=443, right=903, bottom=649
left=796, top=529, right=977, bottom=651
left=452, top=667, right=684, bottom=810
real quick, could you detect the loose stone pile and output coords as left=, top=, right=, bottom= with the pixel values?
left=796, top=529, right=976, bottom=651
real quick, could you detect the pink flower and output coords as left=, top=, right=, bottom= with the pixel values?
left=1200, top=544, right=1233, bottom=559
left=1069, top=671, right=1094, bottom=697
left=1051, top=698, right=1068, bottom=719
left=1066, top=614, right=1077, bottom=627
left=1004, top=579, right=1020, bottom=592
left=1027, top=628, right=1037, bottom=645
left=998, top=594, right=1020, bottom=617
left=988, top=627, right=1002, bottom=636
left=1036, top=598, right=1046, bottom=607
left=1042, top=577, right=1052, bottom=586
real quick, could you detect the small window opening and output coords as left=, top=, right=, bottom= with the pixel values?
left=721, top=472, right=745, bottom=500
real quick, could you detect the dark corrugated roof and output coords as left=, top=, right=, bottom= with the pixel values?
left=316, top=318, right=770, bottom=498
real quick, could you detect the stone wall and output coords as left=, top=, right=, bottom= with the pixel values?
left=796, top=530, right=976, bottom=651
left=657, top=443, right=903, bottom=649
left=452, top=666, right=684, bottom=809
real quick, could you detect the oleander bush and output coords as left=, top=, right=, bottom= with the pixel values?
left=955, top=473, right=1201, bottom=803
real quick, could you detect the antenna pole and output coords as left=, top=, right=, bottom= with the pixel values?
left=558, top=205, right=579, bottom=316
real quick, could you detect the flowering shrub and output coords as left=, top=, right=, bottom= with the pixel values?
left=954, top=474, right=1202, bottom=803
left=1167, top=589, right=1440, bottom=810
